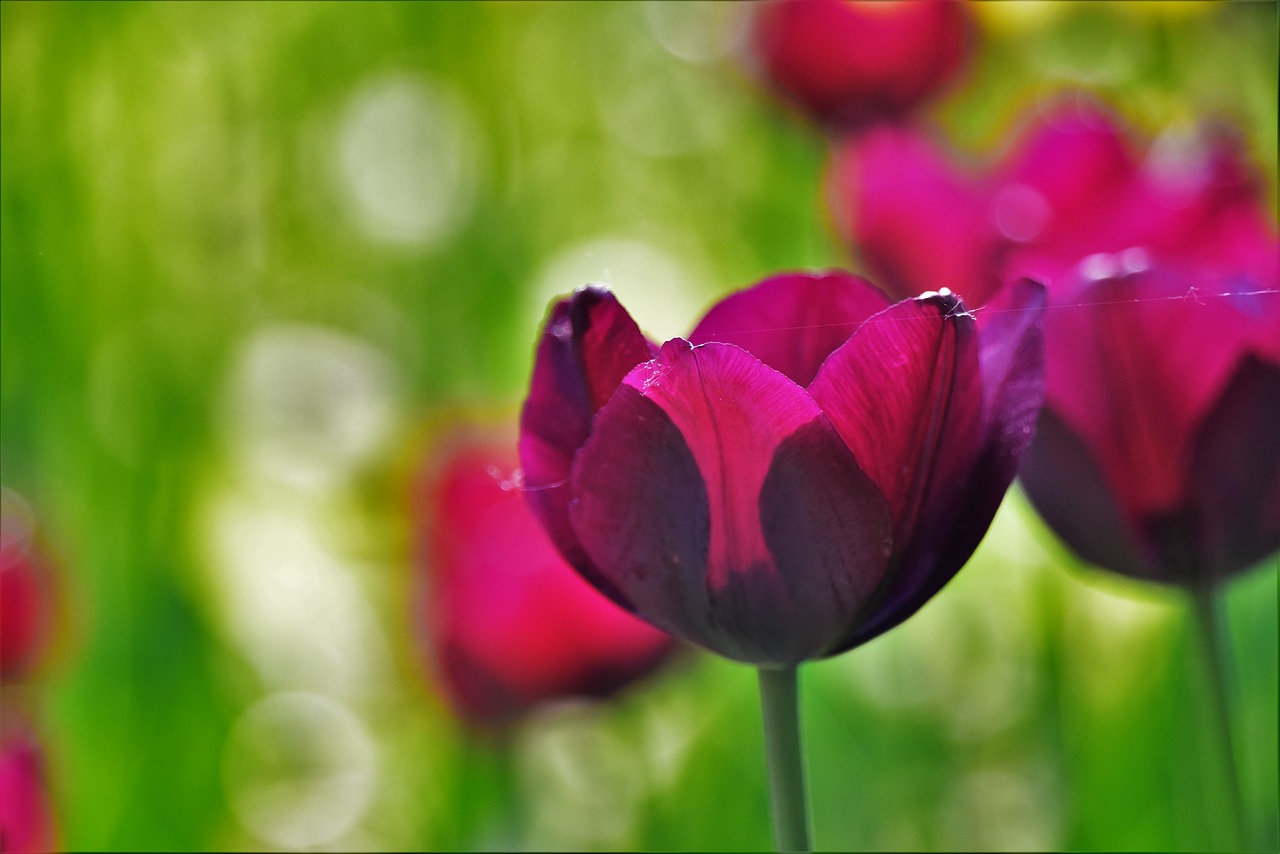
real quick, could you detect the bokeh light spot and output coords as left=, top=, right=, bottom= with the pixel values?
left=336, top=73, right=479, bottom=246
left=222, top=691, right=378, bottom=850
left=225, top=324, right=398, bottom=490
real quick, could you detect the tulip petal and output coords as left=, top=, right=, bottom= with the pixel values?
left=810, top=292, right=985, bottom=550
left=519, top=287, right=654, bottom=606
left=1189, top=356, right=1280, bottom=581
left=422, top=440, right=674, bottom=725
left=970, top=278, right=1047, bottom=483
left=1019, top=407, right=1156, bottom=579
left=1044, top=269, right=1256, bottom=521
left=688, top=271, right=891, bottom=387
left=570, top=340, right=891, bottom=665
left=1000, top=101, right=1137, bottom=239
left=1129, top=128, right=1278, bottom=284
left=842, top=280, right=1049, bottom=645
left=828, top=125, right=1000, bottom=305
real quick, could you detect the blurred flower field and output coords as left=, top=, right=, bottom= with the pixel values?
left=1, top=1, right=1277, bottom=851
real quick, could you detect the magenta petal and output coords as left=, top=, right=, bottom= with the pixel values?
left=845, top=280, right=1048, bottom=644
left=569, top=341, right=891, bottom=665
left=828, top=125, right=1000, bottom=306
left=974, top=279, right=1047, bottom=440
left=1188, top=357, right=1280, bottom=581
left=1127, top=129, right=1278, bottom=283
left=0, top=728, right=56, bottom=854
left=810, top=292, right=985, bottom=550
left=1044, top=269, right=1256, bottom=521
left=999, top=102, right=1137, bottom=239
left=519, top=287, right=654, bottom=605
left=415, top=440, right=675, bottom=726
left=1020, top=407, right=1157, bottom=580
left=688, top=271, right=891, bottom=387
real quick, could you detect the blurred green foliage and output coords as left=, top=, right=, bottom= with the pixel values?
left=1, top=1, right=1276, bottom=851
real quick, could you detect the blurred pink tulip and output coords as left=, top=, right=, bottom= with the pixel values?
left=828, top=100, right=1280, bottom=585
left=410, top=437, right=676, bottom=727
left=828, top=100, right=1277, bottom=304
left=1, top=499, right=53, bottom=681
left=0, top=721, right=56, bottom=854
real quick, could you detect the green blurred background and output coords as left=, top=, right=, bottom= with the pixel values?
left=1, top=1, right=1276, bottom=850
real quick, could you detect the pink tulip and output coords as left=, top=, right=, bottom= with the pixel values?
left=411, top=439, right=675, bottom=726
left=0, top=722, right=56, bottom=854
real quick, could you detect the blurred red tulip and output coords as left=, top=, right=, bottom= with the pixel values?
left=1, top=498, right=52, bottom=681
left=0, top=721, right=56, bottom=854
left=411, top=437, right=676, bottom=727
left=751, top=0, right=972, bottom=132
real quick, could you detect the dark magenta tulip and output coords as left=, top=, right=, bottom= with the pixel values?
left=1019, top=264, right=1280, bottom=585
left=0, top=720, right=56, bottom=854
left=828, top=101, right=1276, bottom=303
left=410, top=437, right=675, bottom=726
left=1, top=502, right=52, bottom=681
left=520, top=271, right=1045, bottom=665
left=827, top=99, right=1280, bottom=585
left=750, top=0, right=972, bottom=132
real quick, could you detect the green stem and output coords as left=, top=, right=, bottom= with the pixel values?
left=454, top=731, right=523, bottom=851
left=1189, top=584, right=1246, bottom=851
left=758, top=666, right=813, bottom=852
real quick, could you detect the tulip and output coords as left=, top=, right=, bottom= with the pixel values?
left=521, top=270, right=1045, bottom=848
left=828, top=103, right=1280, bottom=582
left=828, top=101, right=1276, bottom=303
left=828, top=101, right=1278, bottom=849
left=1, top=498, right=51, bottom=681
left=520, top=270, right=1045, bottom=664
left=1019, top=263, right=1280, bottom=587
left=410, top=437, right=675, bottom=727
left=750, top=0, right=973, bottom=132
left=1019, top=259, right=1277, bottom=850
left=0, top=721, right=56, bottom=854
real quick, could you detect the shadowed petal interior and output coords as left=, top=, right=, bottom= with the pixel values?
left=1188, top=357, right=1280, bottom=580
left=1019, top=407, right=1156, bottom=579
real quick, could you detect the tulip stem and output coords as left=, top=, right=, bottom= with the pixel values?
left=1189, top=584, right=1246, bottom=850
left=758, top=665, right=812, bottom=852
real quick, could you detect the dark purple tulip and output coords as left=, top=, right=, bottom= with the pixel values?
left=1019, top=264, right=1280, bottom=585
left=520, top=272, right=1045, bottom=665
